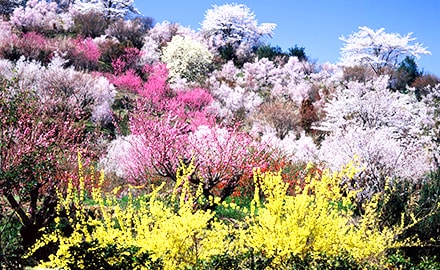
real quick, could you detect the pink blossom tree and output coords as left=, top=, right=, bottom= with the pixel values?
left=102, top=61, right=268, bottom=209
left=103, top=117, right=268, bottom=210
left=68, top=37, right=102, bottom=70
left=110, top=68, right=142, bottom=93
left=0, top=31, right=52, bottom=63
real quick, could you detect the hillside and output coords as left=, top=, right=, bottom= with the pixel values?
left=1, top=1, right=440, bottom=269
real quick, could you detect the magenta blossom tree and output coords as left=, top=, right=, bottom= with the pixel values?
left=103, top=61, right=268, bottom=209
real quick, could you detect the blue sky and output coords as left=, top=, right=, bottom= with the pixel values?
left=134, top=1, right=440, bottom=75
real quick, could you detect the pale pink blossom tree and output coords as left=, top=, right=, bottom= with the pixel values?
left=186, top=124, right=268, bottom=208
left=103, top=119, right=268, bottom=210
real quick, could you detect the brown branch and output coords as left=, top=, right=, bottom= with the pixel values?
left=4, top=192, right=32, bottom=228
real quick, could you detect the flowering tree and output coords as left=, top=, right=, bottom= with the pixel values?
left=201, top=3, right=276, bottom=65
left=420, top=84, right=440, bottom=160
left=102, top=60, right=267, bottom=209
left=105, top=18, right=146, bottom=49
left=120, top=62, right=215, bottom=127
left=2, top=56, right=115, bottom=125
left=187, top=125, right=268, bottom=208
left=139, top=20, right=197, bottom=66
left=103, top=119, right=268, bottom=210
left=208, top=60, right=264, bottom=123
left=318, top=76, right=433, bottom=198
left=0, top=77, right=98, bottom=250
left=133, top=62, right=174, bottom=116
left=10, top=0, right=74, bottom=34
left=71, top=0, right=139, bottom=21
left=208, top=56, right=332, bottom=134
left=126, top=113, right=190, bottom=183
left=339, top=26, right=430, bottom=75
left=0, top=31, right=52, bottom=63
left=69, top=36, right=102, bottom=69
left=146, top=20, right=196, bottom=47
left=162, top=35, right=213, bottom=84
left=111, top=47, right=143, bottom=75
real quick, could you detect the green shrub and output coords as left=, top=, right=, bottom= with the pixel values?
left=377, top=169, right=440, bottom=260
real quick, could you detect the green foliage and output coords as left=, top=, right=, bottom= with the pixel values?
left=0, top=205, right=24, bottom=269
left=214, top=196, right=252, bottom=222
left=416, top=170, right=440, bottom=241
left=256, top=44, right=308, bottom=63
left=218, top=44, right=236, bottom=63
left=392, top=56, right=421, bottom=92
left=377, top=170, right=440, bottom=260
left=193, top=251, right=371, bottom=269
left=288, top=45, right=308, bottom=61
left=63, top=240, right=160, bottom=270
left=386, top=252, right=440, bottom=270
left=256, top=44, right=286, bottom=61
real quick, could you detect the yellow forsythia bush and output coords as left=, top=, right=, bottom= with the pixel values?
left=27, top=158, right=230, bottom=270
left=240, top=161, right=401, bottom=267
left=27, top=158, right=413, bottom=269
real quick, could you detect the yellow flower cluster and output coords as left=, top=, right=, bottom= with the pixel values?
left=27, top=157, right=417, bottom=269
left=242, top=161, right=395, bottom=266
left=28, top=157, right=230, bottom=269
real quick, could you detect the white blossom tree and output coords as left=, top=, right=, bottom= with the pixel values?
left=139, top=21, right=197, bottom=66
left=318, top=76, right=433, bottom=197
left=420, top=83, right=440, bottom=162
left=10, top=0, right=74, bottom=33
left=162, top=35, right=213, bottom=84
left=200, top=3, right=276, bottom=64
left=207, top=56, right=336, bottom=133
left=1, top=56, right=115, bottom=124
left=339, top=26, right=430, bottom=75
left=71, top=0, right=139, bottom=21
